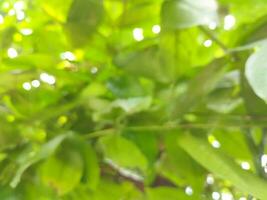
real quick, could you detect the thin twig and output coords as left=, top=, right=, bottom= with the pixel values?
left=243, top=128, right=266, bottom=179
left=199, top=26, right=228, bottom=53
left=83, top=123, right=267, bottom=140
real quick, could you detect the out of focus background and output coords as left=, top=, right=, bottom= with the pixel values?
left=1, top=0, right=267, bottom=199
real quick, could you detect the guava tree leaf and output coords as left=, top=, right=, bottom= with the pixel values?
left=114, top=47, right=173, bottom=83
left=161, top=0, right=218, bottom=29
left=245, top=43, right=267, bottom=103
left=65, top=0, right=104, bottom=46
left=39, top=0, right=73, bottom=22
left=170, top=58, right=228, bottom=118
left=241, top=64, right=267, bottom=118
left=158, top=134, right=205, bottom=192
left=179, top=133, right=267, bottom=200
left=113, top=96, right=152, bottom=114
left=98, top=135, right=148, bottom=172
left=39, top=149, right=83, bottom=195
left=10, top=133, right=71, bottom=188
left=77, top=139, right=99, bottom=190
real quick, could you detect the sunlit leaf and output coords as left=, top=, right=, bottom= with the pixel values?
left=179, top=133, right=267, bottom=200
left=10, top=133, right=71, bottom=188
left=245, top=43, right=267, bottom=103
left=98, top=135, right=148, bottom=172
left=161, top=0, right=218, bottom=29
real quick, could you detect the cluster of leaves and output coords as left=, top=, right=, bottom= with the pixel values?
left=1, top=0, right=267, bottom=199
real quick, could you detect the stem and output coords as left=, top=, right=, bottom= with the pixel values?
left=83, top=123, right=267, bottom=140
left=243, top=128, right=266, bottom=179
left=199, top=26, right=228, bottom=53
left=83, top=128, right=115, bottom=139
left=259, top=128, right=267, bottom=156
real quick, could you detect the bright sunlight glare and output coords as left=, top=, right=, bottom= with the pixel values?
left=208, top=21, right=217, bottom=30
left=152, top=25, right=161, bottom=34
left=185, top=186, right=193, bottom=196
left=206, top=174, right=214, bottom=185
left=212, top=192, right=220, bottom=200
left=31, top=80, right=40, bottom=88
left=221, top=192, right=233, bottom=200
left=40, top=73, right=56, bottom=85
left=224, top=15, right=236, bottom=30
left=22, top=82, right=31, bottom=91
left=60, top=51, right=76, bottom=61
left=133, top=28, right=144, bottom=41
left=20, top=28, right=33, bottom=36
left=241, top=161, right=250, bottom=170
left=203, top=39, right=213, bottom=47
left=0, top=15, right=4, bottom=24
left=7, top=48, right=18, bottom=58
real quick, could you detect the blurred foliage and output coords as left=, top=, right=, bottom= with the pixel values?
left=1, top=0, right=267, bottom=199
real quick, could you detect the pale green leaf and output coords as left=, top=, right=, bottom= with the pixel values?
left=10, top=133, right=71, bottom=188
left=179, top=133, right=267, bottom=200
left=161, top=0, right=218, bottom=29
left=98, top=135, right=148, bottom=172
left=245, top=44, right=267, bottom=103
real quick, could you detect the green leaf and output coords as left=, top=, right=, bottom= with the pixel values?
left=213, top=129, right=252, bottom=160
left=114, top=47, right=173, bottom=83
left=113, top=96, right=152, bottom=114
left=65, top=0, right=104, bottom=46
left=241, top=62, right=267, bottom=118
left=10, top=133, right=71, bottom=188
left=245, top=44, right=267, bottom=103
left=119, top=1, right=161, bottom=27
left=179, top=133, right=267, bottom=200
left=170, top=58, right=228, bottom=118
left=161, top=0, right=218, bottom=29
left=98, top=135, right=148, bottom=172
left=158, top=133, right=205, bottom=193
left=93, top=179, right=144, bottom=200
left=39, top=0, right=73, bottom=22
left=39, top=147, right=83, bottom=195
left=77, top=140, right=100, bottom=190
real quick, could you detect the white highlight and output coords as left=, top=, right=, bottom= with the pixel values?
left=204, top=39, right=213, bottom=47
left=206, top=174, right=214, bottom=185
left=212, top=140, right=221, bottom=148
left=14, top=1, right=25, bottom=10
left=261, top=154, right=267, bottom=167
left=261, top=154, right=267, bottom=173
left=224, top=15, right=236, bottom=30
left=16, top=10, right=25, bottom=21
left=208, top=22, right=217, bottom=30
left=152, top=25, right=161, bottom=34
left=212, top=192, right=220, bottom=200
left=8, top=9, right=16, bottom=16
left=20, top=28, right=33, bottom=36
left=241, top=162, right=250, bottom=170
left=7, top=48, right=18, bottom=58
left=60, top=51, right=76, bottom=61
left=40, top=73, right=56, bottom=85
left=222, top=192, right=233, bottom=200
left=133, top=28, right=144, bottom=41
left=205, top=0, right=218, bottom=10
left=185, top=186, right=193, bottom=196
left=22, top=82, right=31, bottom=91
left=239, top=197, right=247, bottom=200
left=91, top=67, right=98, bottom=74
left=0, top=15, right=4, bottom=24
left=31, top=80, right=40, bottom=88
